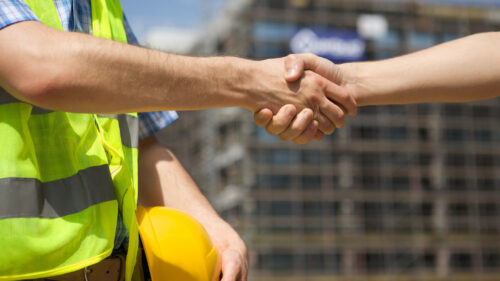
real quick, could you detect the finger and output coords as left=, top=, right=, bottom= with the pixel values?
left=316, top=113, right=335, bottom=135
left=284, top=54, right=305, bottom=82
left=312, top=130, right=324, bottom=141
left=298, top=53, right=338, bottom=82
left=266, top=104, right=296, bottom=135
left=320, top=99, right=346, bottom=129
left=254, top=108, right=273, bottom=127
left=324, top=80, right=357, bottom=116
left=221, top=261, right=240, bottom=281
left=278, top=108, right=314, bottom=142
left=292, top=120, right=318, bottom=145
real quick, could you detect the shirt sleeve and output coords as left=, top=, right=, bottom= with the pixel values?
left=138, top=111, right=179, bottom=140
left=0, top=0, right=39, bottom=30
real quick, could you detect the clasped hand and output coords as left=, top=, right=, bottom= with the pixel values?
left=253, top=54, right=357, bottom=145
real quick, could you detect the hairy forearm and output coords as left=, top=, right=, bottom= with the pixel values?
left=343, top=32, right=500, bottom=106
left=0, top=21, right=260, bottom=113
left=138, top=136, right=245, bottom=251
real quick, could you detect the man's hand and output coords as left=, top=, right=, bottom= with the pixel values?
left=214, top=230, right=248, bottom=281
left=253, top=54, right=358, bottom=144
left=138, top=136, right=248, bottom=281
left=248, top=57, right=356, bottom=139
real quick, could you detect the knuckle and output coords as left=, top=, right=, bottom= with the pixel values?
left=279, top=133, right=291, bottom=142
left=338, top=89, right=350, bottom=103
left=321, top=122, right=334, bottom=135
left=266, top=125, right=278, bottom=135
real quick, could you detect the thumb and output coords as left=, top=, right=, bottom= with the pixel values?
left=287, top=53, right=341, bottom=83
left=284, top=54, right=305, bottom=82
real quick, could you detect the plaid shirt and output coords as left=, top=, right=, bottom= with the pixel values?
left=0, top=0, right=178, bottom=248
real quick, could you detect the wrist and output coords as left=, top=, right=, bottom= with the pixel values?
left=206, top=219, right=247, bottom=253
left=214, top=57, right=262, bottom=110
left=340, top=61, right=379, bottom=107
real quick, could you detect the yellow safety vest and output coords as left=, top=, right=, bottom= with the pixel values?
left=0, top=1, right=139, bottom=280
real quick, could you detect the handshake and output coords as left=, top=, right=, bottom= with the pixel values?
left=246, top=53, right=358, bottom=145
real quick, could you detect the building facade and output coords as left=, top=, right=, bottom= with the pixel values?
left=159, top=1, right=500, bottom=280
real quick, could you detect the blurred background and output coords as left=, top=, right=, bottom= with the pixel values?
left=121, top=1, right=500, bottom=280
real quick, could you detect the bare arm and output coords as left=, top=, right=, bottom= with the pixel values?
left=0, top=21, right=353, bottom=136
left=255, top=32, right=500, bottom=143
left=343, top=32, right=500, bottom=106
left=138, top=136, right=247, bottom=281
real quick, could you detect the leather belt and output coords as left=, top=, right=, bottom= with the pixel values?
left=46, top=255, right=125, bottom=281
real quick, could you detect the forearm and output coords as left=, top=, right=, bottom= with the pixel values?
left=138, top=136, right=245, bottom=251
left=343, top=32, right=500, bottom=106
left=0, top=21, right=259, bottom=113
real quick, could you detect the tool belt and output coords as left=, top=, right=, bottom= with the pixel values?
left=45, top=255, right=125, bottom=281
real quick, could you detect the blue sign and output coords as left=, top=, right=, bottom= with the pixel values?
left=290, top=28, right=365, bottom=63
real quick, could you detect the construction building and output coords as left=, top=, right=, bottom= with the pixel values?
left=158, top=0, right=500, bottom=280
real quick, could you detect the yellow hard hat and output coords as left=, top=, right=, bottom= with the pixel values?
left=137, top=206, right=221, bottom=281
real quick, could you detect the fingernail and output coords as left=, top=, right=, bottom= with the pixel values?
left=286, top=68, right=296, bottom=77
left=302, top=110, right=312, bottom=119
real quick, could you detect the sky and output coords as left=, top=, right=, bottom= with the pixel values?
left=120, top=0, right=227, bottom=43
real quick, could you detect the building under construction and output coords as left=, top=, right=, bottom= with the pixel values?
left=159, top=0, right=500, bottom=280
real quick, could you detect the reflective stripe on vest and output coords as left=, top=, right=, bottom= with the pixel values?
left=0, top=1, right=139, bottom=280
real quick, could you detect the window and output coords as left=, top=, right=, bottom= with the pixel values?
left=382, top=152, right=409, bottom=166
left=259, top=174, right=292, bottom=189
left=302, top=150, right=322, bottom=165
left=384, top=126, right=408, bottom=140
left=483, top=252, right=500, bottom=268
left=476, top=154, right=494, bottom=167
left=441, top=104, right=464, bottom=117
left=352, top=126, right=380, bottom=140
left=388, top=252, right=414, bottom=271
left=448, top=203, right=469, bottom=216
left=258, top=252, right=293, bottom=270
left=443, top=128, right=466, bottom=142
left=420, top=177, right=433, bottom=191
left=365, top=253, right=387, bottom=272
left=358, top=106, right=378, bottom=115
left=302, top=201, right=322, bottom=217
left=391, top=177, right=410, bottom=191
left=446, top=178, right=469, bottom=191
left=421, top=253, right=436, bottom=268
left=324, top=201, right=341, bottom=216
left=445, top=154, right=466, bottom=167
left=415, top=203, right=433, bottom=217
left=301, top=175, right=321, bottom=190
left=359, top=152, right=381, bottom=166
left=478, top=179, right=497, bottom=191
left=472, top=105, right=491, bottom=118
left=450, top=253, right=473, bottom=270
left=304, top=253, right=325, bottom=270
left=357, top=175, right=383, bottom=190
left=259, top=149, right=295, bottom=165
left=361, top=202, right=384, bottom=218
left=417, top=103, right=432, bottom=115
left=418, top=128, right=430, bottom=141
left=414, top=153, right=432, bottom=166
left=474, top=129, right=492, bottom=142
left=479, top=203, right=498, bottom=217
left=270, top=201, right=293, bottom=216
